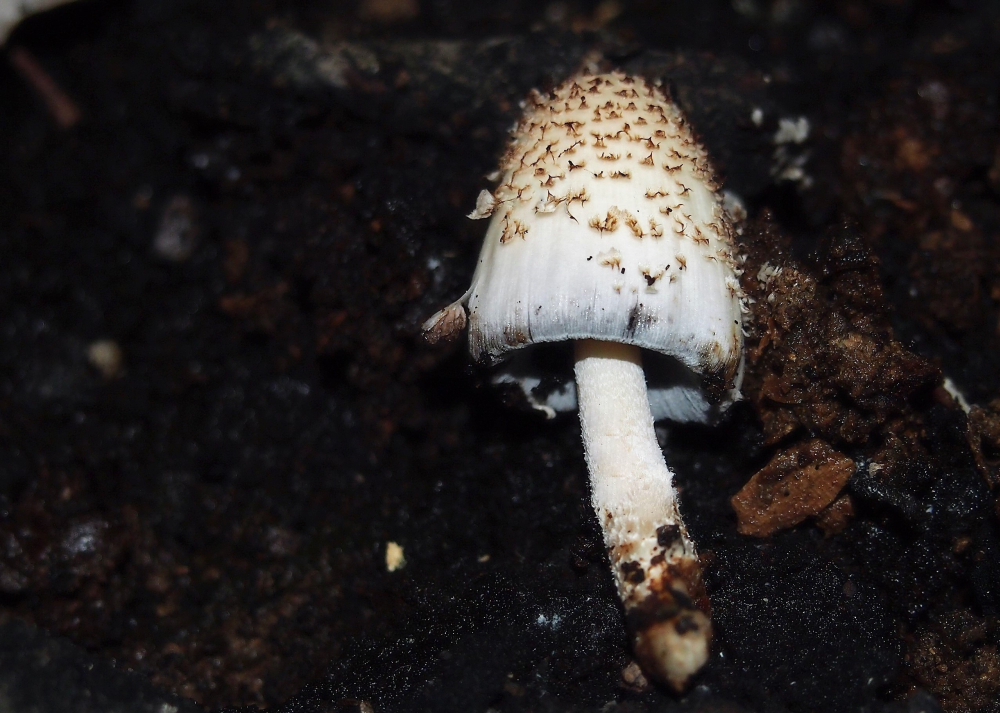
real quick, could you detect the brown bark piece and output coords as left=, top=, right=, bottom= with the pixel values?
left=731, top=439, right=856, bottom=537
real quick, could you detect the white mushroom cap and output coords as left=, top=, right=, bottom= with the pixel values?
left=452, top=72, right=744, bottom=421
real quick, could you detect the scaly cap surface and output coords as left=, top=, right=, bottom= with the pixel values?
left=465, top=72, right=744, bottom=397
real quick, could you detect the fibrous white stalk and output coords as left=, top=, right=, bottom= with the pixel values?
left=574, top=338, right=710, bottom=690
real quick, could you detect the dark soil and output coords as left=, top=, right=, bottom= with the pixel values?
left=2, top=1, right=1000, bottom=712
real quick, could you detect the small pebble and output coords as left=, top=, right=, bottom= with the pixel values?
left=153, top=195, right=198, bottom=262
left=385, top=541, right=405, bottom=572
left=87, top=339, right=123, bottom=379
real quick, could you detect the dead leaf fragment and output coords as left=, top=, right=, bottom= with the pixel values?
left=731, top=439, right=856, bottom=537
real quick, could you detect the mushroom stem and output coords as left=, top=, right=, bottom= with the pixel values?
left=573, top=339, right=712, bottom=691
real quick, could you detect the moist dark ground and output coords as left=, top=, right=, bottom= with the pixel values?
left=2, top=1, right=1000, bottom=712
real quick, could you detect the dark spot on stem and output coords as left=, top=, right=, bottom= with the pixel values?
left=675, top=614, right=701, bottom=634
left=621, top=560, right=645, bottom=584
left=656, top=524, right=681, bottom=548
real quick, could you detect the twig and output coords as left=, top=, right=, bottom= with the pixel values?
left=8, top=45, right=80, bottom=128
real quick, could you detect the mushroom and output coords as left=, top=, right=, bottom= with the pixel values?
left=0, top=0, right=79, bottom=44
left=424, top=71, right=745, bottom=690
